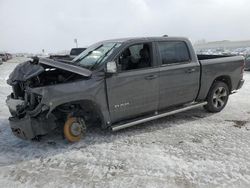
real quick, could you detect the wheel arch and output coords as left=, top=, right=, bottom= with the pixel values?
left=51, top=99, right=106, bottom=128
left=204, top=76, right=230, bottom=113
left=196, top=75, right=232, bottom=102
left=210, top=75, right=232, bottom=94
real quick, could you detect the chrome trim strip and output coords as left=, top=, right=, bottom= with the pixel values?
left=111, top=102, right=207, bottom=131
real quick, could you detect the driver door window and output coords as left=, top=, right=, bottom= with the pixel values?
left=118, top=43, right=152, bottom=71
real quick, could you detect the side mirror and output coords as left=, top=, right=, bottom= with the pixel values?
left=106, top=61, right=117, bottom=74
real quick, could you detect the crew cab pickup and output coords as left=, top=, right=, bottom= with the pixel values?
left=6, top=37, right=245, bottom=142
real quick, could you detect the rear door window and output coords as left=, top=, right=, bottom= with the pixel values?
left=157, top=41, right=190, bottom=65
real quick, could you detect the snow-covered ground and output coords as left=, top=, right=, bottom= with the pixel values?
left=0, top=59, right=250, bottom=188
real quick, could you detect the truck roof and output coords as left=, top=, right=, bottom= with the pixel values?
left=103, top=36, right=189, bottom=43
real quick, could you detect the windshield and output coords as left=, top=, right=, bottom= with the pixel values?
left=72, top=42, right=121, bottom=70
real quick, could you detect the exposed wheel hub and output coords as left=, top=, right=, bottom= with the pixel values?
left=64, top=117, right=86, bottom=142
left=70, top=122, right=82, bottom=136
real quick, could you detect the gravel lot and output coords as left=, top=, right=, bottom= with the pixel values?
left=0, top=59, right=250, bottom=188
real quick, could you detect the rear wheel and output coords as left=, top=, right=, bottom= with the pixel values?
left=64, top=117, right=86, bottom=142
left=204, top=81, right=229, bottom=113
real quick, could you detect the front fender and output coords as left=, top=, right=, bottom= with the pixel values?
left=30, top=79, right=111, bottom=128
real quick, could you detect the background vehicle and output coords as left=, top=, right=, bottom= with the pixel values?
left=245, top=55, right=250, bottom=70
left=6, top=37, right=245, bottom=142
left=0, top=53, right=8, bottom=62
left=6, top=53, right=12, bottom=60
left=0, top=53, right=12, bottom=62
left=0, top=57, right=2, bottom=65
left=49, top=47, right=86, bottom=62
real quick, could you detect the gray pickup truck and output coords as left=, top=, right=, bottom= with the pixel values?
left=6, top=37, right=245, bottom=142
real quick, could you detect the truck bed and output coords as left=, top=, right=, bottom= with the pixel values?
left=196, top=55, right=245, bottom=101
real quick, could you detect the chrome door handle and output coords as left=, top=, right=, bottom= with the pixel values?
left=145, top=75, right=158, bottom=80
left=186, top=68, right=196, bottom=73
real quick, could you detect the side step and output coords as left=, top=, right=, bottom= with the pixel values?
left=111, top=102, right=207, bottom=131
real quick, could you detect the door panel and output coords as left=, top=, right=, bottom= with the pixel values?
left=156, top=40, right=200, bottom=110
left=106, top=68, right=159, bottom=123
left=158, top=62, right=200, bottom=110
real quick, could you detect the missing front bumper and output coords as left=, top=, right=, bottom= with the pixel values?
left=9, top=115, right=57, bottom=140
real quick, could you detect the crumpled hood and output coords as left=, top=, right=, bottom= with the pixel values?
left=7, top=57, right=92, bottom=86
left=7, top=60, right=44, bottom=85
left=39, top=58, right=92, bottom=77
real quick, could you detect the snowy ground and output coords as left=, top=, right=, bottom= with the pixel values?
left=0, top=59, right=250, bottom=188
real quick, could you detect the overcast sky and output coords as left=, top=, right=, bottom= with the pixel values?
left=0, top=0, right=249, bottom=53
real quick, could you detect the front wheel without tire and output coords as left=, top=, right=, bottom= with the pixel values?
left=64, top=117, right=86, bottom=142
left=204, top=81, right=229, bottom=113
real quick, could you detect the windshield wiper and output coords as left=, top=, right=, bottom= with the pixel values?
left=74, top=44, right=104, bottom=64
left=90, top=44, right=117, bottom=70
left=74, top=51, right=92, bottom=64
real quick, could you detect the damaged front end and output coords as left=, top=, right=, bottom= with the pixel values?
left=6, top=92, right=56, bottom=140
left=6, top=57, right=91, bottom=140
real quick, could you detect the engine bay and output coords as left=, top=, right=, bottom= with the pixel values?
left=7, top=58, right=86, bottom=100
left=6, top=58, right=87, bottom=117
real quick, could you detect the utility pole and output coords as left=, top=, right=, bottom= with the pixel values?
left=74, top=38, right=78, bottom=48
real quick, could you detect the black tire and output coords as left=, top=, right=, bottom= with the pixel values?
left=204, top=81, right=229, bottom=113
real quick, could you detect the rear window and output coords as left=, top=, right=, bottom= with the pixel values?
left=158, top=41, right=190, bottom=65
left=70, top=48, right=86, bottom=56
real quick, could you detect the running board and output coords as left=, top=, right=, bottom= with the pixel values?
left=111, top=102, right=207, bottom=131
